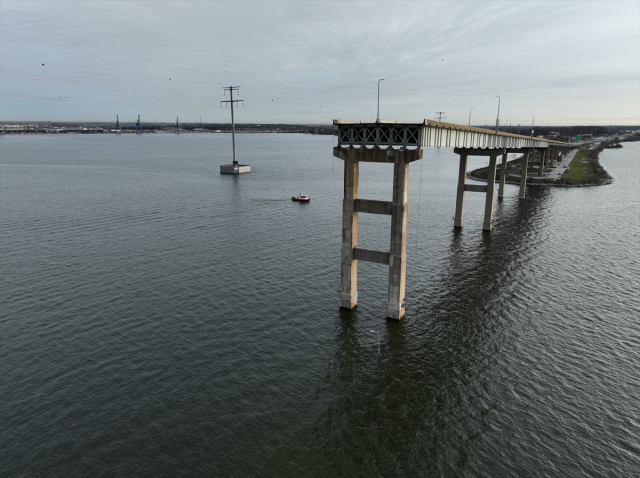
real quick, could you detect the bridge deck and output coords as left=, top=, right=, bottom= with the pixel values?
left=334, top=119, right=570, bottom=150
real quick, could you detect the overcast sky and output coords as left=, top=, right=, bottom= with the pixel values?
left=1, top=0, right=638, bottom=125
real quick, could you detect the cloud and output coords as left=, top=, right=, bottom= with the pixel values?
left=1, top=0, right=638, bottom=124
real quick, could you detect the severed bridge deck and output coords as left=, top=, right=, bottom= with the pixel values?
left=333, top=119, right=573, bottom=320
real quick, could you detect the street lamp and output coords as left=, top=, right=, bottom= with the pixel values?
left=468, top=107, right=474, bottom=126
left=495, top=95, right=501, bottom=132
left=377, top=79, right=384, bottom=122
left=370, top=330, right=380, bottom=355
left=531, top=114, right=535, bottom=137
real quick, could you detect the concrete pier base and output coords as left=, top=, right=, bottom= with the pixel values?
left=220, top=164, right=251, bottom=174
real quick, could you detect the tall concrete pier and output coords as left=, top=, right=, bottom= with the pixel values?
left=334, top=144, right=421, bottom=320
left=333, top=119, right=571, bottom=319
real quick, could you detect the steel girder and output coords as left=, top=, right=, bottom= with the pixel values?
left=333, top=119, right=570, bottom=150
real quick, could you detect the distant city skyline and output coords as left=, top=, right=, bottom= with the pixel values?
left=1, top=0, right=639, bottom=125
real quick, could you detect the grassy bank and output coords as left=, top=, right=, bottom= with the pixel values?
left=560, top=145, right=611, bottom=185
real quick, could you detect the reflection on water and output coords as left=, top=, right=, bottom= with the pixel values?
left=276, top=181, right=552, bottom=476
left=1, top=136, right=638, bottom=477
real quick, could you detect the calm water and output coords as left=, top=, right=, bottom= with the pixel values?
left=1, top=134, right=639, bottom=477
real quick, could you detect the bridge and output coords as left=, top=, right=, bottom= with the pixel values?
left=333, top=119, right=572, bottom=320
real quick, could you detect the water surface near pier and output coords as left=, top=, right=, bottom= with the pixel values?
left=1, top=134, right=639, bottom=477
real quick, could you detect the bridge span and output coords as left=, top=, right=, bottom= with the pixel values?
left=333, top=119, right=572, bottom=320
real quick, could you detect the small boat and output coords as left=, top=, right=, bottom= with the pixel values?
left=292, top=193, right=310, bottom=202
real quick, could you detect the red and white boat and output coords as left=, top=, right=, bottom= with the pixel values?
left=292, top=193, right=310, bottom=202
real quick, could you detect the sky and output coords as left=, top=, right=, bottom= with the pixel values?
left=1, top=0, right=639, bottom=125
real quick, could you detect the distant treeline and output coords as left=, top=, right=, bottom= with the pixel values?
left=3, top=122, right=637, bottom=137
left=1, top=123, right=336, bottom=135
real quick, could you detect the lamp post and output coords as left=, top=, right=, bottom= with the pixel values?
left=468, top=107, right=474, bottom=126
left=495, top=95, right=501, bottom=132
left=531, top=114, right=535, bottom=137
left=370, top=330, right=380, bottom=355
left=377, top=79, right=384, bottom=122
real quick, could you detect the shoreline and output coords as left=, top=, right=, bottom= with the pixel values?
left=468, top=148, right=613, bottom=188
left=467, top=170, right=612, bottom=188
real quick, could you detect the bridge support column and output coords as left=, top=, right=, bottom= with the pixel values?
left=454, top=153, right=468, bottom=228
left=498, top=151, right=508, bottom=198
left=483, top=152, right=498, bottom=231
left=519, top=149, right=530, bottom=198
left=386, top=153, right=409, bottom=320
left=339, top=149, right=359, bottom=309
left=539, top=149, right=546, bottom=177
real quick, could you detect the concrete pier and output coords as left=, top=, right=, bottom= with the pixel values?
left=453, top=148, right=501, bottom=231
left=386, top=153, right=409, bottom=320
left=339, top=151, right=359, bottom=309
left=334, top=145, right=420, bottom=320
left=454, top=153, right=468, bottom=228
left=220, top=164, right=251, bottom=174
left=498, top=151, right=508, bottom=198
left=483, top=152, right=499, bottom=231
left=519, top=149, right=531, bottom=198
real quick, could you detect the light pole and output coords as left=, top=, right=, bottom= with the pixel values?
left=495, top=95, right=501, bottom=132
left=377, top=79, right=384, bottom=122
left=370, top=330, right=380, bottom=355
left=468, top=107, right=474, bottom=126
left=531, top=114, right=535, bottom=137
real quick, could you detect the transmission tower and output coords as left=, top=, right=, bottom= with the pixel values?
left=221, top=86, right=244, bottom=166
left=115, top=115, right=121, bottom=134
left=174, top=116, right=180, bottom=134
left=435, top=112, right=446, bottom=122
left=135, top=115, right=142, bottom=134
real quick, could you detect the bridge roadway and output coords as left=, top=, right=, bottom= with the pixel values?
left=333, top=119, right=572, bottom=320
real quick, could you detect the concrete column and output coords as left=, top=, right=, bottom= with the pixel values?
left=339, top=149, right=359, bottom=309
left=386, top=152, right=409, bottom=320
left=539, top=149, right=546, bottom=177
left=483, top=152, right=498, bottom=231
left=498, top=151, right=508, bottom=198
left=454, top=153, right=468, bottom=228
left=519, top=149, right=530, bottom=198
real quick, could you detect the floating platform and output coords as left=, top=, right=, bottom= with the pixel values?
left=220, top=164, right=251, bottom=174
